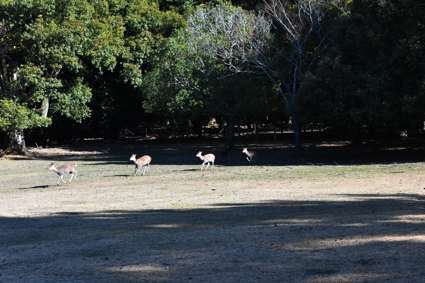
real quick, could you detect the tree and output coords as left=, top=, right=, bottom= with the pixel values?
left=182, top=0, right=334, bottom=149
left=185, top=1, right=273, bottom=77
left=263, top=0, right=329, bottom=149
left=83, top=0, right=185, bottom=138
left=143, top=28, right=214, bottom=136
left=0, top=0, right=185, bottom=152
left=184, top=1, right=277, bottom=147
left=0, top=1, right=101, bottom=152
left=299, top=0, right=425, bottom=141
left=143, top=2, right=283, bottom=147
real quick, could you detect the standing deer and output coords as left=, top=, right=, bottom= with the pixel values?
left=48, top=162, right=77, bottom=185
left=130, top=154, right=152, bottom=176
left=242, top=148, right=255, bottom=162
left=196, top=151, right=215, bottom=170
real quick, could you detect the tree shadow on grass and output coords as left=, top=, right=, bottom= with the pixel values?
left=2, top=193, right=425, bottom=282
left=10, top=140, right=425, bottom=167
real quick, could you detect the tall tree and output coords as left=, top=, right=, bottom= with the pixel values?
left=143, top=1, right=283, bottom=147
left=263, top=0, right=329, bottom=149
left=184, top=1, right=276, bottom=147
left=0, top=0, right=184, bottom=152
left=0, top=1, right=94, bottom=152
left=299, top=0, right=425, bottom=140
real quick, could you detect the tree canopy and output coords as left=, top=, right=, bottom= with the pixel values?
left=0, top=0, right=424, bottom=151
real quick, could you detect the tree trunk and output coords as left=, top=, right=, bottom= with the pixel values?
left=8, top=129, right=27, bottom=154
left=41, top=97, right=49, bottom=118
left=289, top=93, right=302, bottom=150
left=292, top=114, right=302, bottom=150
left=290, top=63, right=302, bottom=150
left=192, top=119, right=203, bottom=138
left=224, top=118, right=235, bottom=151
left=277, top=65, right=303, bottom=150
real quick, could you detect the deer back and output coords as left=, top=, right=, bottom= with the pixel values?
left=57, top=163, right=77, bottom=173
left=137, top=155, right=152, bottom=166
left=203, top=153, right=215, bottom=162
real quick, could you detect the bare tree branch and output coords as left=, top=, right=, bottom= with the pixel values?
left=186, top=5, right=273, bottom=77
left=262, top=0, right=327, bottom=148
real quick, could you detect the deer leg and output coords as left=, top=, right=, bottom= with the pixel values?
left=58, top=175, right=65, bottom=185
left=69, top=173, right=75, bottom=183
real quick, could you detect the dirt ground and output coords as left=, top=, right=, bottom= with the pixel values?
left=1, top=143, right=425, bottom=282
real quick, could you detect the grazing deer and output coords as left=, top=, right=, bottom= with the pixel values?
left=196, top=151, right=215, bottom=170
left=48, top=162, right=77, bottom=185
left=242, top=147, right=255, bottom=162
left=130, top=154, right=152, bottom=176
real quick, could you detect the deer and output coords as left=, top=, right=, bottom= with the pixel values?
left=130, top=154, right=152, bottom=176
left=242, top=147, right=255, bottom=162
left=48, top=162, right=77, bottom=185
left=196, top=151, right=215, bottom=170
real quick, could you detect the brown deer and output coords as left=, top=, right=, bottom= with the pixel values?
left=48, top=162, right=77, bottom=185
left=130, top=154, right=152, bottom=176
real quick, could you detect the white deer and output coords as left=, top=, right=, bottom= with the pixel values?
left=242, top=147, right=255, bottom=162
left=196, top=151, right=215, bottom=170
left=48, top=162, right=78, bottom=185
left=130, top=154, right=152, bottom=176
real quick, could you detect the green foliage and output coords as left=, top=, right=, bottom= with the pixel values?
left=0, top=99, right=50, bottom=131
left=85, top=0, right=186, bottom=136
left=300, top=0, right=425, bottom=137
left=0, top=0, right=185, bottom=141
left=0, top=0, right=424, bottom=146
left=143, top=1, right=283, bottom=133
left=51, top=80, right=92, bottom=122
left=143, top=30, right=206, bottom=118
left=0, top=0, right=96, bottom=131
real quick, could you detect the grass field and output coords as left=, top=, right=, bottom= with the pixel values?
left=2, top=142, right=425, bottom=282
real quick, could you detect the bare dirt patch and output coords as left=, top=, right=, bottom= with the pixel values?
left=29, top=146, right=106, bottom=157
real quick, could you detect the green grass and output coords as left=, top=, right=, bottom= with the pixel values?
left=0, top=158, right=424, bottom=191
left=2, top=150, right=425, bottom=283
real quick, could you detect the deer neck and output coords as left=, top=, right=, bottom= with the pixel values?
left=51, top=167, right=61, bottom=175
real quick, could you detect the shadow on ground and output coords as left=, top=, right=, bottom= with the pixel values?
left=15, top=140, right=425, bottom=167
left=2, top=193, right=425, bottom=282
left=16, top=185, right=50, bottom=190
